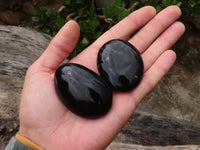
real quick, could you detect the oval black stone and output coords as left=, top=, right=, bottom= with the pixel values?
left=97, top=39, right=143, bottom=91
left=55, top=63, right=112, bottom=118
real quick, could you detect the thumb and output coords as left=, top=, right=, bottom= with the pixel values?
left=36, top=20, right=80, bottom=71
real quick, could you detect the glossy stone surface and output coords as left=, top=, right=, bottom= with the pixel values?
left=55, top=63, right=112, bottom=118
left=97, top=39, right=143, bottom=91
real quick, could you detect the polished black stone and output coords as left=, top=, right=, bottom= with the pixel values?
left=97, top=39, right=143, bottom=91
left=55, top=63, right=112, bottom=118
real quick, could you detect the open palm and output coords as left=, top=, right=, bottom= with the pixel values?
left=18, top=6, right=185, bottom=150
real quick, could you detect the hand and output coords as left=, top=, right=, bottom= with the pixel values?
left=18, top=6, right=185, bottom=150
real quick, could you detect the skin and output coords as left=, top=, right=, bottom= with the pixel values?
left=18, top=6, right=185, bottom=150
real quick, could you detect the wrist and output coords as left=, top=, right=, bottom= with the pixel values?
left=15, top=133, right=44, bottom=150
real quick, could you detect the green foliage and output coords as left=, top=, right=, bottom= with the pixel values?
left=65, top=0, right=90, bottom=14
left=32, top=7, right=65, bottom=36
left=182, top=0, right=200, bottom=17
left=73, top=8, right=103, bottom=57
left=32, top=0, right=131, bottom=57
left=187, top=0, right=200, bottom=7
left=103, top=0, right=130, bottom=23
left=32, top=0, right=200, bottom=58
left=137, top=0, right=182, bottom=12
left=1, top=0, right=25, bottom=11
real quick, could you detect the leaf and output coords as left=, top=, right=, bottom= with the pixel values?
left=45, top=10, right=52, bottom=18
left=94, top=31, right=102, bottom=39
left=188, top=0, right=200, bottom=7
left=32, top=16, right=40, bottom=22
left=76, top=0, right=83, bottom=5
left=155, top=5, right=163, bottom=12
left=65, top=0, right=71, bottom=5
left=118, top=9, right=130, bottom=20
left=56, top=17, right=66, bottom=30
left=79, top=17, right=100, bottom=34
left=190, top=4, right=200, bottom=16
left=77, top=7, right=86, bottom=16
left=147, top=0, right=161, bottom=6
left=163, top=0, right=182, bottom=7
left=176, top=2, right=182, bottom=7
left=42, top=28, right=50, bottom=34
left=81, top=37, right=89, bottom=45
left=104, top=0, right=130, bottom=22
left=33, top=25, right=43, bottom=30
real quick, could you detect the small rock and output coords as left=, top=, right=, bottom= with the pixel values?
left=0, top=11, right=21, bottom=25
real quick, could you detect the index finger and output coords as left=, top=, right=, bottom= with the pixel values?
left=71, top=6, right=156, bottom=72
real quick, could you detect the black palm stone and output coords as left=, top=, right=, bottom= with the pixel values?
left=55, top=63, right=112, bottom=118
left=97, top=39, right=143, bottom=91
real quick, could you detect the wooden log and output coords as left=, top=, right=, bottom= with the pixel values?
left=106, top=143, right=200, bottom=150
left=1, top=25, right=200, bottom=149
left=0, top=25, right=51, bottom=149
left=115, top=107, right=200, bottom=146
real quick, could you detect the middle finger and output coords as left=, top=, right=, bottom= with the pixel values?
left=129, top=6, right=181, bottom=53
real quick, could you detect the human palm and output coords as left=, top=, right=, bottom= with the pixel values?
left=18, top=6, right=185, bottom=150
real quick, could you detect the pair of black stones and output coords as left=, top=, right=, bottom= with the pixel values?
left=55, top=39, right=143, bottom=118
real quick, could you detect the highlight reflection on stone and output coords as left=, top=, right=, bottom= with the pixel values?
left=55, top=63, right=112, bottom=118
left=97, top=39, right=143, bottom=91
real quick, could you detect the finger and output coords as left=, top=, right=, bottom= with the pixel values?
left=129, top=6, right=182, bottom=53
left=37, top=20, right=80, bottom=71
left=70, top=6, right=156, bottom=71
left=107, top=50, right=176, bottom=126
left=131, top=50, right=176, bottom=106
left=142, top=21, right=185, bottom=71
left=91, top=6, right=156, bottom=49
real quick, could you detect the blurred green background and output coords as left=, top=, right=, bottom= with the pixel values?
left=0, top=0, right=199, bottom=59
